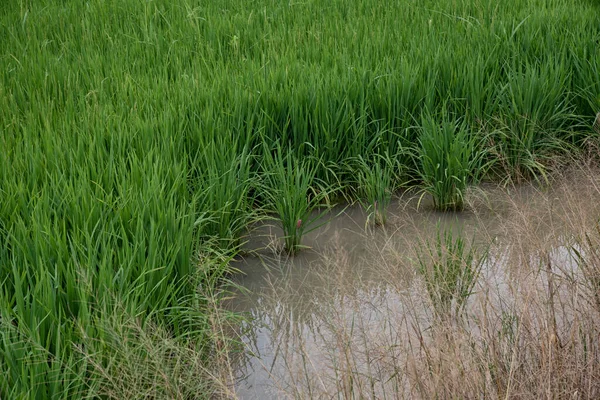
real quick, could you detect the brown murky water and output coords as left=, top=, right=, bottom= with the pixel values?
left=226, top=181, right=594, bottom=399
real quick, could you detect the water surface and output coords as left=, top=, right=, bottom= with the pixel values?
left=226, top=184, right=583, bottom=398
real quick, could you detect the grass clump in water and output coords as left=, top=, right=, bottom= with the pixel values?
left=259, top=143, right=336, bottom=255
left=416, top=113, right=487, bottom=211
left=351, top=153, right=398, bottom=226
left=417, top=227, right=487, bottom=318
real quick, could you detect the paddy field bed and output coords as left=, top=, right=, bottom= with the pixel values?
left=1, top=0, right=599, bottom=398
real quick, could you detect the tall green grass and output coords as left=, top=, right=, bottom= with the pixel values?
left=191, top=139, right=257, bottom=248
left=260, top=143, right=335, bottom=254
left=0, top=0, right=598, bottom=396
left=417, top=227, right=488, bottom=318
left=351, top=153, right=399, bottom=226
left=415, top=113, right=487, bottom=211
left=0, top=131, right=208, bottom=397
left=491, top=61, right=576, bottom=182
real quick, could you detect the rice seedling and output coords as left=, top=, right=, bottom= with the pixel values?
left=416, top=227, right=487, bottom=318
left=259, top=143, right=337, bottom=254
left=350, top=153, right=399, bottom=226
left=415, top=113, right=487, bottom=211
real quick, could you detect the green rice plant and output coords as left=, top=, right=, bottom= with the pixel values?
left=0, top=0, right=598, bottom=396
left=492, top=62, right=575, bottom=182
left=192, top=140, right=258, bottom=248
left=0, top=310, right=92, bottom=399
left=416, top=113, right=487, bottom=211
left=0, top=115, right=223, bottom=399
left=79, top=258, right=241, bottom=400
left=571, top=47, right=600, bottom=139
left=259, top=143, right=336, bottom=255
left=350, top=153, right=399, bottom=226
left=417, top=227, right=488, bottom=318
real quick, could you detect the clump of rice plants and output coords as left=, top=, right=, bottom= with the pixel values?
left=416, top=113, right=487, bottom=211
left=0, top=0, right=599, bottom=396
left=192, top=140, right=258, bottom=248
left=0, top=129, right=215, bottom=398
left=491, top=62, right=575, bottom=183
left=259, top=143, right=336, bottom=255
left=417, top=227, right=487, bottom=318
left=80, top=264, right=240, bottom=400
left=350, top=153, right=399, bottom=226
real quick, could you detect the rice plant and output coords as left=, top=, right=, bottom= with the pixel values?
left=0, top=0, right=598, bottom=396
left=491, top=62, right=576, bottom=182
left=259, top=143, right=336, bottom=254
left=192, top=139, right=258, bottom=249
left=417, top=227, right=488, bottom=318
left=350, top=153, right=399, bottom=226
left=416, top=113, right=487, bottom=211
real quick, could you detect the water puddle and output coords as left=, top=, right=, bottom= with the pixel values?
left=226, top=177, right=600, bottom=398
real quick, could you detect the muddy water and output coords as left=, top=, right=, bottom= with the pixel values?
left=226, top=184, right=586, bottom=399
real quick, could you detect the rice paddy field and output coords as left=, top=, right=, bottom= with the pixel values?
left=1, top=0, right=599, bottom=398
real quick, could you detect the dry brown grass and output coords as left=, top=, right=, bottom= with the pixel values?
left=78, top=295, right=240, bottom=400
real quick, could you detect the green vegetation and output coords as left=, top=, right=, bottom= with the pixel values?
left=259, top=143, right=334, bottom=254
left=0, top=0, right=598, bottom=397
left=194, top=139, right=257, bottom=248
left=416, top=113, right=485, bottom=211
left=351, top=153, right=398, bottom=225
left=417, top=228, right=487, bottom=318
left=492, top=61, right=577, bottom=182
